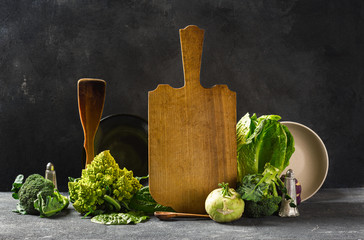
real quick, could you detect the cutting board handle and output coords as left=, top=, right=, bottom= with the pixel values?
left=179, top=25, right=204, bottom=88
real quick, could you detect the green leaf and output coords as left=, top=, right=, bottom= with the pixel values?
left=68, top=177, right=80, bottom=182
left=237, top=164, right=282, bottom=202
left=258, top=121, right=287, bottom=171
left=103, top=195, right=121, bottom=212
left=218, top=182, right=232, bottom=197
left=237, top=174, right=266, bottom=202
left=135, top=175, right=149, bottom=182
left=236, top=113, right=253, bottom=147
left=11, top=174, right=24, bottom=200
left=34, top=189, right=69, bottom=217
left=13, top=203, right=27, bottom=215
left=91, top=211, right=149, bottom=225
left=128, top=186, right=174, bottom=214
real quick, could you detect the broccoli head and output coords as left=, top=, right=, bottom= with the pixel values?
left=243, top=196, right=282, bottom=218
left=17, top=174, right=55, bottom=215
left=68, top=150, right=142, bottom=215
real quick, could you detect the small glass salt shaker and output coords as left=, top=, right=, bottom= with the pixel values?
left=45, top=162, right=58, bottom=189
left=279, top=169, right=299, bottom=217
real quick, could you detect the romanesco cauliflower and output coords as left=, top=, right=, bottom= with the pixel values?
left=68, top=150, right=142, bottom=215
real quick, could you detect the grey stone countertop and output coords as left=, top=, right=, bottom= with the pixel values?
left=0, top=188, right=363, bottom=240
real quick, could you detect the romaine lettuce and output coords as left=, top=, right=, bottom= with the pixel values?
left=237, top=113, right=295, bottom=185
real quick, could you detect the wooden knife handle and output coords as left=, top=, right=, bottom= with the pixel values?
left=179, top=25, right=205, bottom=88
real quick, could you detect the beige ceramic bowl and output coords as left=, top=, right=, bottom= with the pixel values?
left=281, top=121, right=329, bottom=202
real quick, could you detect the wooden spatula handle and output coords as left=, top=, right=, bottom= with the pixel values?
left=154, top=211, right=210, bottom=220
left=77, top=78, right=106, bottom=168
left=179, top=25, right=204, bottom=88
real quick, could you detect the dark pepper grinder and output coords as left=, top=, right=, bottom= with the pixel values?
left=279, top=169, right=299, bottom=217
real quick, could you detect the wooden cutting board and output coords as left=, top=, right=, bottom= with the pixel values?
left=148, top=25, right=237, bottom=213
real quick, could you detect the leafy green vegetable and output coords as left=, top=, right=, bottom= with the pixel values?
left=91, top=211, right=149, bottom=225
left=235, top=113, right=296, bottom=218
left=34, top=189, right=69, bottom=218
left=12, top=174, right=68, bottom=217
left=236, top=113, right=295, bottom=183
left=128, top=186, right=174, bottom=214
left=238, top=164, right=283, bottom=202
left=15, top=174, right=55, bottom=215
left=11, top=174, right=24, bottom=200
left=237, top=163, right=295, bottom=217
left=68, top=150, right=142, bottom=216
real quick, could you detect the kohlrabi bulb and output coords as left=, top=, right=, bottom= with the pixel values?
left=205, top=183, right=245, bottom=223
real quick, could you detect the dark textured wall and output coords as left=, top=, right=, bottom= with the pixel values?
left=1, top=0, right=363, bottom=191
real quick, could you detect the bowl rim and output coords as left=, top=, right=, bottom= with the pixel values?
left=281, top=121, right=329, bottom=201
left=100, top=113, right=148, bottom=126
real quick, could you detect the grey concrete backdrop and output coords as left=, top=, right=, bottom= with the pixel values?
left=0, top=0, right=363, bottom=191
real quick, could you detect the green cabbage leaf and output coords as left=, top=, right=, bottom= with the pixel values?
left=91, top=211, right=149, bottom=225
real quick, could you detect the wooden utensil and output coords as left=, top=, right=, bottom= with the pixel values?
left=78, top=78, right=106, bottom=168
left=154, top=211, right=210, bottom=220
left=148, top=25, right=237, bottom=213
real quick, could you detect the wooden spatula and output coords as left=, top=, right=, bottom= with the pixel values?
left=78, top=78, right=106, bottom=168
left=148, top=25, right=237, bottom=213
left=154, top=211, right=210, bottom=220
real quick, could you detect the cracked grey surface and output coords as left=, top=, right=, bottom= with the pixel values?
left=1, top=188, right=363, bottom=240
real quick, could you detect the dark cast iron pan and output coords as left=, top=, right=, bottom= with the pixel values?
left=82, top=114, right=148, bottom=185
